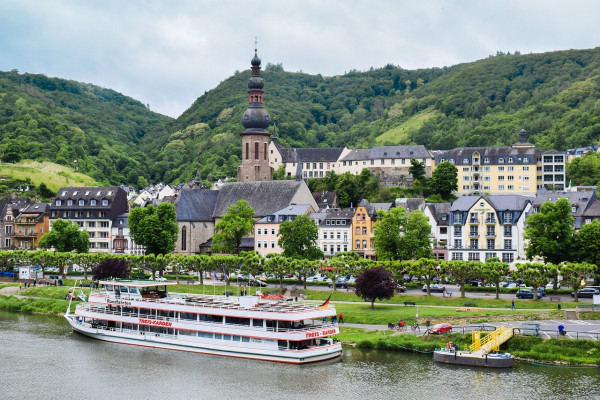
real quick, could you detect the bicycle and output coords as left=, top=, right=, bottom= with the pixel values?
left=411, top=323, right=420, bottom=331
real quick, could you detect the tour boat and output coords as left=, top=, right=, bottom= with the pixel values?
left=64, top=279, right=342, bottom=364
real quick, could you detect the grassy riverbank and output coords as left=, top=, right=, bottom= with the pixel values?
left=335, top=327, right=600, bottom=365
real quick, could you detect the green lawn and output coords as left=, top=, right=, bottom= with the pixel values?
left=375, top=109, right=437, bottom=145
left=0, top=160, right=96, bottom=191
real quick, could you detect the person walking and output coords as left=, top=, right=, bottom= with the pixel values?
left=339, top=312, right=344, bottom=324
left=511, top=300, right=516, bottom=310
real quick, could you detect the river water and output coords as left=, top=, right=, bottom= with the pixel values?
left=2, top=311, right=599, bottom=400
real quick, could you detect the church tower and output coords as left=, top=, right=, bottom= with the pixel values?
left=237, top=46, right=273, bottom=182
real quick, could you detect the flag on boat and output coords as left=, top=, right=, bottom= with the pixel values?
left=249, top=274, right=255, bottom=281
left=317, top=294, right=331, bottom=309
left=77, top=290, right=87, bottom=302
left=259, top=274, right=266, bottom=281
left=213, top=272, right=218, bottom=280
left=68, top=292, right=76, bottom=299
left=237, top=272, right=243, bottom=279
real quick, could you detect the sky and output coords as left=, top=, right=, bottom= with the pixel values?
left=1, top=0, right=600, bottom=118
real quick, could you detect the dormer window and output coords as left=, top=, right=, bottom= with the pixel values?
left=90, top=199, right=97, bottom=206
left=85, top=191, right=90, bottom=196
left=108, top=191, right=113, bottom=196
left=523, top=157, right=529, bottom=163
left=97, top=191, right=102, bottom=196
left=572, top=206, right=577, bottom=213
left=62, top=191, right=67, bottom=196
left=73, top=191, right=78, bottom=196
left=508, top=157, right=514, bottom=163
left=56, top=200, right=62, bottom=206
left=67, top=200, right=73, bottom=206
left=449, top=159, right=455, bottom=164
left=102, top=200, right=108, bottom=206
left=463, top=158, right=469, bottom=164
left=499, top=158, right=505, bottom=164
left=79, top=200, right=84, bottom=206
left=484, top=157, right=490, bottom=163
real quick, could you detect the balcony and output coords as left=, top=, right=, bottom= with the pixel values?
left=468, top=245, right=479, bottom=250
left=453, top=219, right=463, bottom=225
left=503, top=220, right=513, bottom=225
left=485, top=218, right=496, bottom=224
left=485, top=233, right=496, bottom=237
left=469, top=232, right=479, bottom=237
left=469, top=218, right=479, bottom=224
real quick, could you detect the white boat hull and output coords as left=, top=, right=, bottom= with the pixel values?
left=65, top=315, right=342, bottom=364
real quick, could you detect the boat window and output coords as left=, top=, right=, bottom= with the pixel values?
left=232, top=336, right=241, bottom=342
left=223, top=335, right=231, bottom=341
left=198, top=332, right=213, bottom=338
left=242, top=336, right=250, bottom=343
left=120, top=286, right=129, bottom=293
left=253, top=319, right=264, bottom=327
left=105, top=285, right=114, bottom=291
left=215, top=334, right=222, bottom=340
left=226, top=316, right=250, bottom=326
left=180, top=312, right=196, bottom=321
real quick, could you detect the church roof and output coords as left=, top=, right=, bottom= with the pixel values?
left=174, top=189, right=219, bottom=222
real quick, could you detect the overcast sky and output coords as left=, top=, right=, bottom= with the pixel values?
left=1, top=0, right=599, bottom=118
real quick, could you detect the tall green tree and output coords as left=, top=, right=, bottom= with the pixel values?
left=574, top=220, right=600, bottom=267
left=443, top=260, right=477, bottom=298
left=409, top=158, right=426, bottom=184
left=278, top=215, right=323, bottom=260
left=373, top=207, right=432, bottom=260
left=212, top=200, right=255, bottom=254
left=516, top=263, right=549, bottom=300
left=335, top=172, right=358, bottom=208
left=128, top=203, right=178, bottom=255
left=524, top=198, right=575, bottom=264
left=430, top=161, right=458, bottom=199
left=38, top=219, right=89, bottom=253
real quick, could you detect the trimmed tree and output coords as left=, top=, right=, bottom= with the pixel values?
left=560, top=262, right=597, bottom=302
left=354, top=266, right=396, bottom=309
left=481, top=257, right=510, bottom=299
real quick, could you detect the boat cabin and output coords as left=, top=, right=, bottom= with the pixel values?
left=100, top=279, right=177, bottom=301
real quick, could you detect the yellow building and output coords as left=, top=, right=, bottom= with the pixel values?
left=351, top=200, right=393, bottom=259
left=433, top=130, right=565, bottom=196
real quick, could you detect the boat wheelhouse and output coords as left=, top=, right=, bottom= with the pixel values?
left=64, top=279, right=342, bottom=364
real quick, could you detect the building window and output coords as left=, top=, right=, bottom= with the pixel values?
left=264, top=143, right=267, bottom=160
left=257, top=228, right=261, bottom=235
left=454, top=226, right=462, bottom=236
left=498, top=158, right=504, bottom=164
left=355, top=240, right=360, bottom=249
left=504, top=226, right=512, bottom=236
left=487, top=239, right=495, bottom=250
left=468, top=252, right=480, bottom=261
left=454, top=239, right=462, bottom=249
left=254, top=142, right=259, bottom=159
left=271, top=229, right=275, bottom=235
left=79, top=200, right=84, bottom=206
left=181, top=227, right=186, bottom=251
left=324, top=232, right=328, bottom=239
left=470, top=239, right=478, bottom=249
left=508, top=166, right=514, bottom=172
left=271, top=241, right=275, bottom=249
left=67, top=200, right=73, bottom=206
left=258, top=242, right=262, bottom=249
left=102, top=200, right=108, bottom=206
left=498, top=185, right=504, bottom=191
left=452, top=252, right=462, bottom=261
left=504, top=239, right=512, bottom=250
left=90, top=199, right=96, bottom=206
left=362, top=240, right=367, bottom=248
left=502, top=253, right=514, bottom=263
left=362, top=227, right=367, bottom=235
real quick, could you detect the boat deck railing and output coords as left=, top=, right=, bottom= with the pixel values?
left=77, top=303, right=337, bottom=333
left=89, top=290, right=332, bottom=313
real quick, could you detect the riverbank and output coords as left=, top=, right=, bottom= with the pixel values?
left=336, top=327, right=600, bottom=366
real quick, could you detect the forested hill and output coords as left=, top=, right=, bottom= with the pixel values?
left=162, top=47, right=600, bottom=184
left=0, top=70, right=172, bottom=187
left=3, top=47, right=600, bottom=188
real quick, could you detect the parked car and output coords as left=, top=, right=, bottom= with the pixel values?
left=427, top=323, right=452, bottom=334
left=329, top=279, right=348, bottom=289
left=504, top=282, right=517, bottom=288
left=149, top=276, right=167, bottom=282
left=572, top=288, right=600, bottom=298
left=306, top=275, right=321, bottom=283
left=396, top=284, right=407, bottom=293
left=516, top=288, right=534, bottom=299
left=422, top=284, right=446, bottom=293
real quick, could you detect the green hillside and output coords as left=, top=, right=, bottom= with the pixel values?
left=3, top=48, right=600, bottom=187
left=0, top=160, right=97, bottom=191
left=161, top=48, right=600, bottom=184
left=0, top=70, right=172, bottom=187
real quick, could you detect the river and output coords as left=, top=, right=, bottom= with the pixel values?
left=1, top=311, right=598, bottom=400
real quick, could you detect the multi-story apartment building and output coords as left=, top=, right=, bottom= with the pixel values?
left=253, top=204, right=315, bottom=256
left=448, top=195, right=532, bottom=264
left=48, top=187, right=128, bottom=253
left=269, top=142, right=345, bottom=179
left=352, top=199, right=393, bottom=259
left=314, top=210, right=354, bottom=259
left=13, top=203, right=49, bottom=250
left=433, top=130, right=565, bottom=195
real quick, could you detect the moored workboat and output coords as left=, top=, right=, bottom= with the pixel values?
left=65, top=279, right=342, bottom=364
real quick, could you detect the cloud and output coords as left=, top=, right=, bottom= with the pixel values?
left=1, top=0, right=599, bottom=118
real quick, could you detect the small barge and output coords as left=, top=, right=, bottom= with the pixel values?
left=433, top=325, right=515, bottom=368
